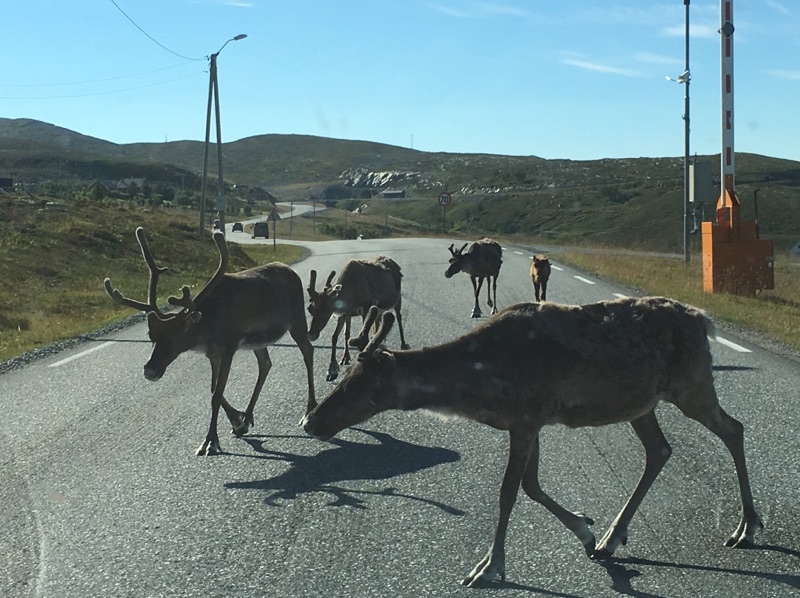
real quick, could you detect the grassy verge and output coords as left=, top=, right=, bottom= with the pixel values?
left=0, top=198, right=307, bottom=362
left=554, top=251, right=800, bottom=354
left=3, top=195, right=797, bottom=363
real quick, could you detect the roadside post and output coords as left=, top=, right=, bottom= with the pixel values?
left=438, top=192, right=452, bottom=233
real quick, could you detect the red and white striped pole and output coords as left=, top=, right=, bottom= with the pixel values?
left=718, top=0, right=740, bottom=227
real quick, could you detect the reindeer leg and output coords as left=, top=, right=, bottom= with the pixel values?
left=489, top=274, right=498, bottom=314
left=470, top=276, right=483, bottom=318
left=327, top=317, right=347, bottom=381
left=534, top=281, right=541, bottom=303
left=198, top=351, right=235, bottom=456
left=394, top=296, right=410, bottom=350
left=229, top=348, right=272, bottom=437
left=462, top=428, right=536, bottom=587
left=289, top=325, right=317, bottom=416
left=521, top=436, right=596, bottom=556
left=593, top=410, right=671, bottom=558
left=673, top=387, right=763, bottom=548
left=340, top=316, right=353, bottom=366
left=541, top=280, right=547, bottom=302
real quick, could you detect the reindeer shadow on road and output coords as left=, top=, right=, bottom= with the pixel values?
left=223, top=428, right=465, bottom=515
left=593, top=546, right=800, bottom=598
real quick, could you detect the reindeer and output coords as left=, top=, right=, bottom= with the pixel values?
left=104, top=227, right=316, bottom=456
left=307, top=256, right=409, bottom=382
left=445, top=239, right=502, bottom=318
left=302, top=298, right=762, bottom=587
left=530, top=255, right=551, bottom=302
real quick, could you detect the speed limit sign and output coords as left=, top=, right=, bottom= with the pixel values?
left=438, top=192, right=452, bottom=206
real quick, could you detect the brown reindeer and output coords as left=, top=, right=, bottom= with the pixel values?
left=530, top=255, right=551, bottom=302
left=445, top=239, right=502, bottom=318
left=303, top=298, right=762, bottom=587
left=104, top=227, right=316, bottom=456
left=307, top=256, right=410, bottom=382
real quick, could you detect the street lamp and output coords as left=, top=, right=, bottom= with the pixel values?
left=667, top=1, right=691, bottom=265
left=198, top=33, right=247, bottom=238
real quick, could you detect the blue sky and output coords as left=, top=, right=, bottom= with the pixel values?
left=2, top=1, right=798, bottom=162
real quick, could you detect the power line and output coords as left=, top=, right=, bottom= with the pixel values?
left=0, top=62, right=197, bottom=88
left=0, top=71, right=205, bottom=100
left=108, top=0, right=205, bottom=62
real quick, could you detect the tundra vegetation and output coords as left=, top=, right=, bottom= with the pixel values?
left=0, top=194, right=798, bottom=364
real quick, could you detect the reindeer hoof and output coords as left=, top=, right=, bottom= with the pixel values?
left=196, top=439, right=222, bottom=456
left=230, top=411, right=253, bottom=437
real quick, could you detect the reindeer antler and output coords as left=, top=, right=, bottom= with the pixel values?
left=448, top=243, right=456, bottom=256
left=103, top=227, right=167, bottom=315
left=349, top=305, right=382, bottom=352
left=168, top=285, right=195, bottom=312
left=308, top=270, right=318, bottom=297
left=324, top=270, right=337, bottom=290
left=191, top=231, right=229, bottom=306
left=362, top=311, right=395, bottom=354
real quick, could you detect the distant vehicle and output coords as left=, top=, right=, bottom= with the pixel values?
left=251, top=222, right=269, bottom=239
left=232, top=222, right=244, bottom=232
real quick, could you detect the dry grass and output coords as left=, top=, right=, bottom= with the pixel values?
left=554, top=251, right=800, bottom=353
left=3, top=195, right=797, bottom=362
left=0, top=197, right=306, bottom=362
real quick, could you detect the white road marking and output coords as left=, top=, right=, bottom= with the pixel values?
left=614, top=293, right=628, bottom=299
left=551, top=265, right=564, bottom=271
left=48, top=341, right=114, bottom=367
left=714, top=336, right=752, bottom=353
left=573, top=276, right=596, bottom=285
left=514, top=251, right=525, bottom=255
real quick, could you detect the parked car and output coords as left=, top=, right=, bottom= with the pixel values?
left=251, top=222, right=269, bottom=239
left=232, top=222, right=244, bottom=232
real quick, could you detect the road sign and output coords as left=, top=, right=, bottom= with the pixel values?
left=438, top=192, right=452, bottom=206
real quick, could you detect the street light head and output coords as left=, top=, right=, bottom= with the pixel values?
left=233, top=34, right=248, bottom=41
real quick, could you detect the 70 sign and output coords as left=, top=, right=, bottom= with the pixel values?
left=438, top=192, right=452, bottom=232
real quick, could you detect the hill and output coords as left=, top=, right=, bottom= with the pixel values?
left=1, top=117, right=798, bottom=252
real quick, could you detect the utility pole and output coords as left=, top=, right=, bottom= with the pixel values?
left=198, top=34, right=247, bottom=238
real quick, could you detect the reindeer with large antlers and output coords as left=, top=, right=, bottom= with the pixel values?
left=445, top=238, right=502, bottom=318
left=104, top=227, right=316, bottom=456
left=306, top=256, right=410, bottom=382
left=303, top=298, right=762, bottom=587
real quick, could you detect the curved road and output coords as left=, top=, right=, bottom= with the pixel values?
left=2, top=236, right=798, bottom=597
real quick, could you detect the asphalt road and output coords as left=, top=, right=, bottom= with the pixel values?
left=2, top=237, right=799, bottom=598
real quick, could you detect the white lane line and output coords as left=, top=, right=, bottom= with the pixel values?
left=573, top=276, right=596, bottom=285
left=48, top=341, right=114, bottom=367
left=551, top=265, right=564, bottom=271
left=514, top=251, right=525, bottom=255
left=715, top=336, right=752, bottom=353
left=613, top=293, right=628, bottom=299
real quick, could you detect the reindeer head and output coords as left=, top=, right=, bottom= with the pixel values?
left=104, top=227, right=228, bottom=381
left=302, top=306, right=397, bottom=440
left=444, top=243, right=468, bottom=278
left=306, top=269, right=341, bottom=341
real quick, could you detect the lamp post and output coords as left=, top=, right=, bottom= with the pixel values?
left=198, top=34, right=247, bottom=238
left=667, top=1, right=691, bottom=265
